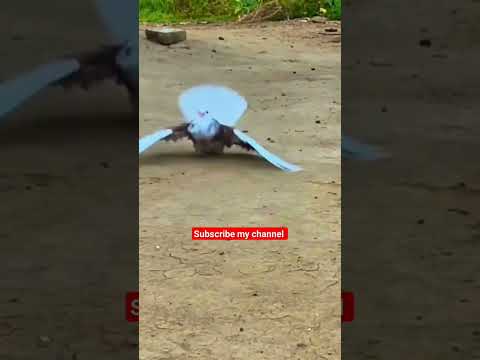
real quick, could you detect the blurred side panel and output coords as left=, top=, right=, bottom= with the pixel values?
left=0, top=1, right=138, bottom=358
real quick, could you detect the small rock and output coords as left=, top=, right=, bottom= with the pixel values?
left=38, top=336, right=52, bottom=348
left=145, top=28, right=187, bottom=46
left=11, top=34, right=25, bottom=41
left=419, top=39, right=432, bottom=47
left=311, top=16, right=325, bottom=23
left=447, top=208, right=470, bottom=216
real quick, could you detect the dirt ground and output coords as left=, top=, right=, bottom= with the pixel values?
left=139, top=21, right=341, bottom=359
left=342, top=1, right=480, bottom=359
left=1, top=2, right=137, bottom=359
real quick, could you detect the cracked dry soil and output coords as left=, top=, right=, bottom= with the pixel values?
left=140, top=21, right=341, bottom=360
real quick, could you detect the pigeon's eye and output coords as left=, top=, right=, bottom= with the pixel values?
left=205, top=111, right=209, bottom=114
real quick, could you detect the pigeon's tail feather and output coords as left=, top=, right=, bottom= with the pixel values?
left=139, top=129, right=173, bottom=154
left=342, top=136, right=389, bottom=160
left=0, top=60, right=79, bottom=119
left=95, top=0, right=137, bottom=43
left=233, top=128, right=302, bottom=172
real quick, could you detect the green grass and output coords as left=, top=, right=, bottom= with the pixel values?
left=139, top=0, right=341, bottom=24
left=320, top=0, right=341, bottom=20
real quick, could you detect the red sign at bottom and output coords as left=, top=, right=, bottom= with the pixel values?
left=126, top=291, right=139, bottom=322
left=342, top=292, right=354, bottom=322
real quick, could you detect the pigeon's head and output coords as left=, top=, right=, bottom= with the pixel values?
left=195, top=109, right=216, bottom=122
left=188, top=109, right=220, bottom=138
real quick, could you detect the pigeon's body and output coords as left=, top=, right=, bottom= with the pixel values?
left=0, top=0, right=138, bottom=119
left=139, top=85, right=300, bottom=172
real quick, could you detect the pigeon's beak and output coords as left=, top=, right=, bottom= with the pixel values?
left=197, top=111, right=205, bottom=118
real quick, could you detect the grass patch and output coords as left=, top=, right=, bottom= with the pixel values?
left=320, top=0, right=341, bottom=20
left=139, top=0, right=341, bottom=24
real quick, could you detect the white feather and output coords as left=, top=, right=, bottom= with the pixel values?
left=233, top=128, right=302, bottom=172
left=94, top=0, right=137, bottom=44
left=139, top=129, right=173, bottom=154
left=0, top=60, right=80, bottom=119
left=95, top=0, right=138, bottom=87
left=342, top=136, right=390, bottom=160
left=179, top=85, right=247, bottom=126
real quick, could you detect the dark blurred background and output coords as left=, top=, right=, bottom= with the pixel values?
left=0, top=2, right=138, bottom=359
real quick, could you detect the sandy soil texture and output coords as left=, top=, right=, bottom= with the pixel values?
left=342, top=1, right=480, bottom=359
left=1, top=2, right=137, bottom=359
left=140, top=20, right=341, bottom=360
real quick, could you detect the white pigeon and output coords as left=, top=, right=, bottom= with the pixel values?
left=139, top=85, right=302, bottom=173
left=342, top=136, right=389, bottom=160
left=0, top=0, right=138, bottom=120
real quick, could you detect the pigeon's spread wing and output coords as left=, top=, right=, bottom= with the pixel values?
left=233, top=129, right=302, bottom=173
left=0, top=59, right=80, bottom=119
left=342, top=136, right=390, bottom=160
left=139, top=129, right=173, bottom=154
left=139, top=125, right=190, bottom=154
left=95, top=0, right=137, bottom=43
left=179, top=85, right=247, bottom=126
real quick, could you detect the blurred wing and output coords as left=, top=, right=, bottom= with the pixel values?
left=95, top=0, right=137, bottom=43
left=139, top=129, right=173, bottom=154
left=342, top=136, right=390, bottom=160
left=179, top=85, right=247, bottom=126
left=233, top=129, right=302, bottom=173
left=0, top=60, right=80, bottom=119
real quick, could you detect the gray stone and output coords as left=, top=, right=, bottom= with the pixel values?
left=145, top=28, right=187, bottom=46
left=311, top=16, right=326, bottom=23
